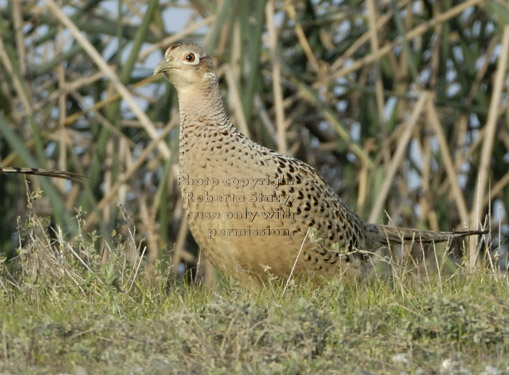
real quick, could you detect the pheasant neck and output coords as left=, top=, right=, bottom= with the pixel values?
left=177, top=81, right=230, bottom=131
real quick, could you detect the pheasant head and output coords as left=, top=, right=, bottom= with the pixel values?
left=154, top=42, right=216, bottom=91
left=154, top=42, right=226, bottom=122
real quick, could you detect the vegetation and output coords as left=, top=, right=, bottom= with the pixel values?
left=1, top=204, right=508, bottom=374
left=0, top=1, right=508, bottom=373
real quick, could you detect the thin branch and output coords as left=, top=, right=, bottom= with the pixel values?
left=368, top=92, right=429, bottom=223
left=266, top=0, right=287, bottom=153
left=44, top=0, right=171, bottom=159
left=426, top=98, right=469, bottom=224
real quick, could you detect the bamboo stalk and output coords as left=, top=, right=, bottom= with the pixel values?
left=368, top=92, right=429, bottom=223
left=12, top=1, right=26, bottom=77
left=366, top=0, right=386, bottom=131
left=265, top=0, right=287, bottom=153
left=426, top=98, right=469, bottom=223
left=468, top=25, right=509, bottom=268
left=224, top=65, right=250, bottom=137
left=242, top=0, right=265, bottom=122
left=285, top=0, right=323, bottom=75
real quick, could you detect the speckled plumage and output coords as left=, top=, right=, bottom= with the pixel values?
left=155, top=42, right=483, bottom=282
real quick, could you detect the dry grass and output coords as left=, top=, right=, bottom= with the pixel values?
left=0, top=203, right=508, bottom=374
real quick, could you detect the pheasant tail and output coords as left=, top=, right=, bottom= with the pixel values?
left=0, top=167, right=84, bottom=182
left=368, top=223, right=487, bottom=246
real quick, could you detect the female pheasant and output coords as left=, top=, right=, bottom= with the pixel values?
left=154, top=42, right=483, bottom=282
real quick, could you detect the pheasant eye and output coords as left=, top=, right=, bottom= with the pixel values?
left=185, top=53, right=196, bottom=62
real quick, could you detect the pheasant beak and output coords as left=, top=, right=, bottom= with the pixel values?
left=154, top=60, right=172, bottom=76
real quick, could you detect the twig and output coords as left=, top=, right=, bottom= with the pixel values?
left=426, top=98, right=469, bottom=223
left=283, top=227, right=311, bottom=294
left=368, top=92, right=429, bottom=222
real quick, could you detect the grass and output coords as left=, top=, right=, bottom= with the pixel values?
left=1, top=195, right=508, bottom=375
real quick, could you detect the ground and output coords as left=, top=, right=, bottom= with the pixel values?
left=1, top=263, right=508, bottom=375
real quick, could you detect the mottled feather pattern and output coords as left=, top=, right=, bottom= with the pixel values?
left=155, top=42, right=486, bottom=282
